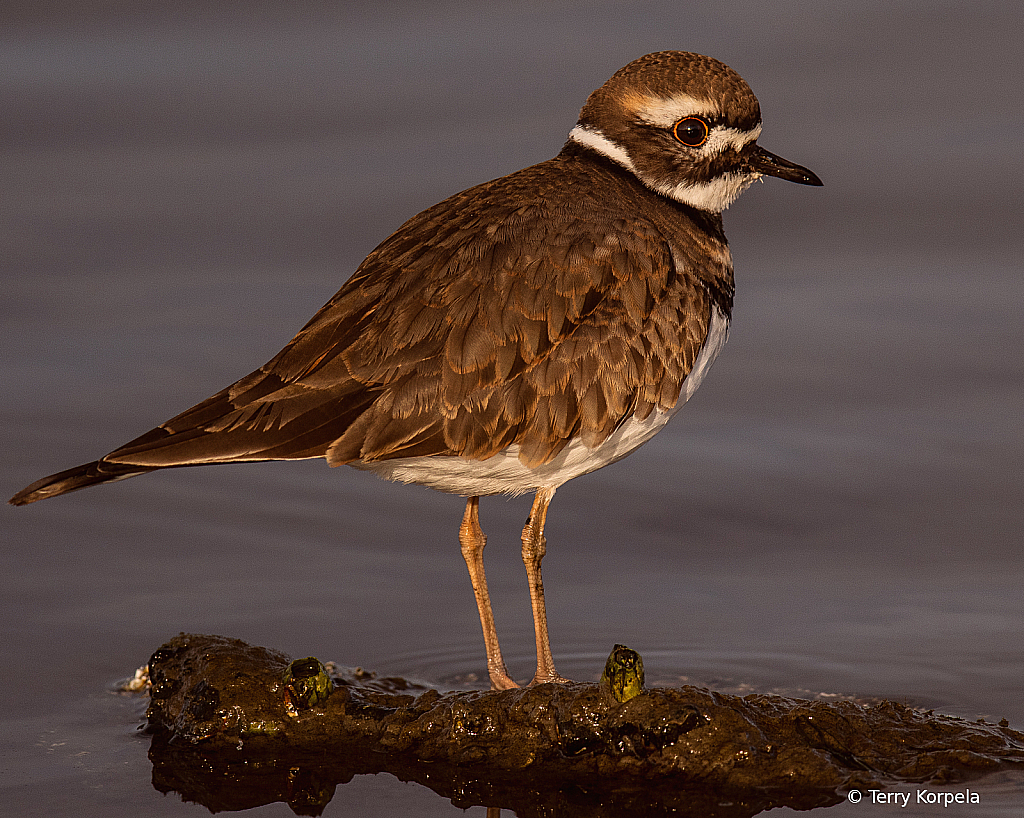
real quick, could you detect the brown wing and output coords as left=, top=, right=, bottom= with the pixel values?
left=322, top=206, right=716, bottom=469
left=303, top=158, right=716, bottom=470
left=10, top=153, right=719, bottom=507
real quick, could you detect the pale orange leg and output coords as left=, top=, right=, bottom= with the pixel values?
left=521, top=487, right=572, bottom=686
left=460, top=496, right=518, bottom=690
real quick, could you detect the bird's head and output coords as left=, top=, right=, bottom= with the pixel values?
left=569, top=51, right=822, bottom=213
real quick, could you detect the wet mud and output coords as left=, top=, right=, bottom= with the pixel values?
left=143, top=634, right=1024, bottom=816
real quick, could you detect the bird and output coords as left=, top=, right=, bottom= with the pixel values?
left=10, top=51, right=821, bottom=691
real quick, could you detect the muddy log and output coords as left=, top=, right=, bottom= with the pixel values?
left=142, top=633, right=1024, bottom=816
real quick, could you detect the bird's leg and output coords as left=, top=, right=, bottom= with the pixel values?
left=460, top=496, right=518, bottom=690
left=521, top=487, right=571, bottom=686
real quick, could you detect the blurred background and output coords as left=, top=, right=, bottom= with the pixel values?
left=3, top=1, right=1022, bottom=815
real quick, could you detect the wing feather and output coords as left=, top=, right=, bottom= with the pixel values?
left=55, top=154, right=726, bottom=484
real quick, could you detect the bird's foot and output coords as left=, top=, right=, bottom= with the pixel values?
left=528, top=671, right=573, bottom=686
left=488, top=669, right=520, bottom=690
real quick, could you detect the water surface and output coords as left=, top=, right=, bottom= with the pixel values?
left=3, top=2, right=1023, bottom=815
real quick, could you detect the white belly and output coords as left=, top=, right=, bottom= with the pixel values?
left=353, top=304, right=729, bottom=496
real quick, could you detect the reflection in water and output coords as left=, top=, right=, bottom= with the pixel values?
left=146, top=735, right=841, bottom=817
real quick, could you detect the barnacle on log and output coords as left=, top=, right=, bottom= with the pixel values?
left=600, top=643, right=645, bottom=702
left=142, top=634, right=1024, bottom=817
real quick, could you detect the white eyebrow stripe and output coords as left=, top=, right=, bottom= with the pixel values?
left=568, top=124, right=638, bottom=172
left=635, top=93, right=720, bottom=126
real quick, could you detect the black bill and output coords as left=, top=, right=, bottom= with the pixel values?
left=748, top=145, right=823, bottom=186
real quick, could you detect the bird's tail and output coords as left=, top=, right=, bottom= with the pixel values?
left=8, top=461, right=155, bottom=506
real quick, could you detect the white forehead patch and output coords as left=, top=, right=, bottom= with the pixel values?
left=705, top=122, right=762, bottom=155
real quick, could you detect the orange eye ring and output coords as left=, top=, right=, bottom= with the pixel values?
left=673, top=117, right=709, bottom=148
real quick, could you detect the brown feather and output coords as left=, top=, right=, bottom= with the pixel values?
left=13, top=141, right=734, bottom=497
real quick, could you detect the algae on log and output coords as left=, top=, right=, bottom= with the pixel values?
left=143, top=634, right=1024, bottom=817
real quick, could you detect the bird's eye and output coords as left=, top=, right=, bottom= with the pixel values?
left=673, top=117, right=709, bottom=148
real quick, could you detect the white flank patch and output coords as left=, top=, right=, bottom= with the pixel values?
left=353, top=305, right=730, bottom=497
left=677, top=301, right=729, bottom=404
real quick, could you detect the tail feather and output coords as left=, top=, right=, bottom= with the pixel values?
left=8, top=461, right=155, bottom=506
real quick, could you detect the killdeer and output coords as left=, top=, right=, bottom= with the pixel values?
left=10, top=51, right=821, bottom=690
